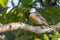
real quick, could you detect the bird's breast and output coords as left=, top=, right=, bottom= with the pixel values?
left=29, top=13, right=43, bottom=24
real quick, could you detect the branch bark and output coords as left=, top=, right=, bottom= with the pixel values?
left=0, top=22, right=59, bottom=34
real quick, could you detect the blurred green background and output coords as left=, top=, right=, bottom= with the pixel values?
left=0, top=0, right=60, bottom=40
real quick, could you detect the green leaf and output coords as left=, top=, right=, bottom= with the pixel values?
left=0, top=0, right=8, bottom=8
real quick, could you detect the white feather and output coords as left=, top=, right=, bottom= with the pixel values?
left=30, top=8, right=36, bottom=13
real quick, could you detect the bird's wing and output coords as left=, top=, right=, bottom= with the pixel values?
left=35, top=11, right=47, bottom=23
left=29, top=13, right=44, bottom=24
left=35, top=12, right=49, bottom=26
left=29, top=12, right=49, bottom=26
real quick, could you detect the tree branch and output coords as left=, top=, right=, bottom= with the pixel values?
left=0, top=22, right=58, bottom=34
left=50, top=23, right=60, bottom=32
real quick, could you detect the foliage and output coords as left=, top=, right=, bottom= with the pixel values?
left=0, top=0, right=8, bottom=8
left=0, top=0, right=60, bottom=40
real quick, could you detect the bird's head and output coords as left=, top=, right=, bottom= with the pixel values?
left=30, top=6, right=36, bottom=13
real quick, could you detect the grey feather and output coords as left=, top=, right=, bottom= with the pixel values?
left=35, top=11, right=47, bottom=22
left=30, top=8, right=47, bottom=23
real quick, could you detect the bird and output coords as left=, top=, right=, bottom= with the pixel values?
left=29, top=6, right=49, bottom=28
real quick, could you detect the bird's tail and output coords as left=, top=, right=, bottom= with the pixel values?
left=42, top=21, right=49, bottom=26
